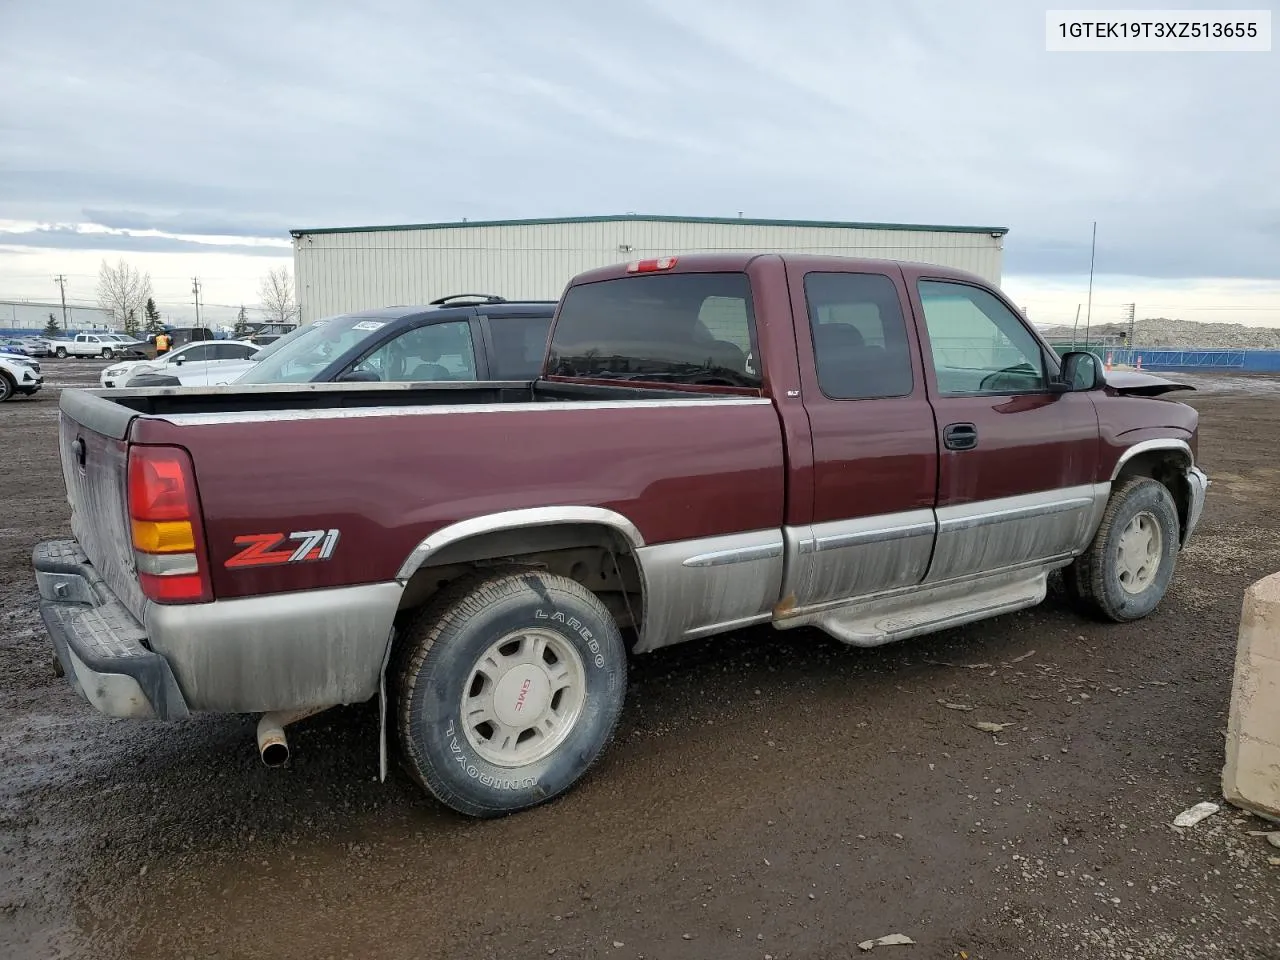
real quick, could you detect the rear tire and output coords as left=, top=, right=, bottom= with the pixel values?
left=101, top=348, right=114, bottom=359
left=54, top=347, right=67, bottom=359
left=1065, top=477, right=1179, bottom=622
left=395, top=568, right=627, bottom=818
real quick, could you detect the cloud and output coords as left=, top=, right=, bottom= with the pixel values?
left=0, top=230, right=286, bottom=257
left=80, top=209, right=285, bottom=239
left=0, top=0, right=1276, bottom=284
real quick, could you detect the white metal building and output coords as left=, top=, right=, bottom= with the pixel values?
left=290, top=215, right=1007, bottom=324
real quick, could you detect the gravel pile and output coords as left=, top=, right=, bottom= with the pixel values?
left=1039, top=318, right=1280, bottom=350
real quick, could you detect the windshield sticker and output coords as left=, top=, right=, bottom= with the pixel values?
left=351, top=320, right=386, bottom=332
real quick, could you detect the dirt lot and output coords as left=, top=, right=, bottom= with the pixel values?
left=1, top=364, right=1277, bottom=960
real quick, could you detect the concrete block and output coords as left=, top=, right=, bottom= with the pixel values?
left=1223, top=572, right=1280, bottom=821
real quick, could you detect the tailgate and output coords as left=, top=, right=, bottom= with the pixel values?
left=57, top=391, right=149, bottom=622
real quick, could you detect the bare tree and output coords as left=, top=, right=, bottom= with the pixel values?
left=259, top=267, right=300, bottom=325
left=96, top=259, right=153, bottom=333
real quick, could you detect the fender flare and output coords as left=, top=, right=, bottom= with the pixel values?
left=394, top=506, right=646, bottom=583
left=1109, top=438, right=1192, bottom=481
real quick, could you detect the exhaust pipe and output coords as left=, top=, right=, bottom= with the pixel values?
left=256, top=707, right=328, bottom=767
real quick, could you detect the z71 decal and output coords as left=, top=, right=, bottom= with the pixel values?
left=225, top=529, right=341, bottom=569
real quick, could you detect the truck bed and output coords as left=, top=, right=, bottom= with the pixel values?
left=58, top=378, right=786, bottom=600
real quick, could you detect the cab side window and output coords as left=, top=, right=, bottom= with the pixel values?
left=917, top=281, right=1046, bottom=395
left=486, top=315, right=553, bottom=379
left=180, top=343, right=214, bottom=362
left=353, top=321, right=477, bottom=382
left=804, top=272, right=914, bottom=400
left=213, top=343, right=256, bottom=360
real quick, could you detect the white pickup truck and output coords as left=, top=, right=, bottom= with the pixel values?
left=49, top=333, right=147, bottom=360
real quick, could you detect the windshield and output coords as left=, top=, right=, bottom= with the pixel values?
left=238, top=316, right=388, bottom=383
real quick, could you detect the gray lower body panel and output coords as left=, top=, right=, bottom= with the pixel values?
left=34, top=538, right=401, bottom=716
left=634, top=529, right=784, bottom=653
left=783, top=511, right=936, bottom=609
left=146, top=582, right=402, bottom=712
left=927, top=484, right=1109, bottom=584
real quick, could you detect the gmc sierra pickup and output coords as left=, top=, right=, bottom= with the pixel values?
left=35, top=254, right=1208, bottom=818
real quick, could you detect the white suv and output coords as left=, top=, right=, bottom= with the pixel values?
left=100, top=340, right=259, bottom=388
left=0, top=354, right=43, bottom=402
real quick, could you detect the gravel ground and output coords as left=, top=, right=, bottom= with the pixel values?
left=1, top=362, right=1277, bottom=960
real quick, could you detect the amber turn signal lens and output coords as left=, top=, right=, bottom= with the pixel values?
left=131, top=518, right=196, bottom=554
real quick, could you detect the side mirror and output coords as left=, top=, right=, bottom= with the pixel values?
left=1055, top=351, right=1104, bottom=392
left=338, top=369, right=381, bottom=383
left=174, top=357, right=185, bottom=366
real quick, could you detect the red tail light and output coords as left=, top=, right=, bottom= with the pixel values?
left=129, top=452, right=193, bottom=521
left=626, top=257, right=678, bottom=273
left=139, top=570, right=208, bottom=602
left=127, top=445, right=212, bottom=604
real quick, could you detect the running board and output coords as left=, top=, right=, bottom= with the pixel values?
left=775, top=569, right=1048, bottom=648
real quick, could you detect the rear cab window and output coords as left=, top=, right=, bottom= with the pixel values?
left=547, top=273, right=761, bottom=389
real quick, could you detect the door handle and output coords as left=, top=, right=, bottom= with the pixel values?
left=943, top=422, right=978, bottom=451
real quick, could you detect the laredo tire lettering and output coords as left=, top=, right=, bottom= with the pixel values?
left=396, top=567, right=628, bottom=818
left=536, top=608, right=606, bottom=669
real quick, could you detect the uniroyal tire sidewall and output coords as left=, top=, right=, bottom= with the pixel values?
left=403, top=578, right=626, bottom=817
left=1100, top=483, right=1179, bottom=620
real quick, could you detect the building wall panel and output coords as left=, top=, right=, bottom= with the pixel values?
left=292, top=219, right=1005, bottom=323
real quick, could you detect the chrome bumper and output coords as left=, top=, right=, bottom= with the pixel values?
left=1183, top=466, right=1209, bottom=545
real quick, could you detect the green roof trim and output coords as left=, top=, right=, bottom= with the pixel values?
left=290, top=213, right=1008, bottom=238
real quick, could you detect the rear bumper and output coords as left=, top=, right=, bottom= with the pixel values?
left=33, top=540, right=189, bottom=720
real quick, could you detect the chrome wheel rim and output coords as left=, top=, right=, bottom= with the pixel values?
left=1117, top=511, right=1162, bottom=594
left=461, top=627, right=586, bottom=767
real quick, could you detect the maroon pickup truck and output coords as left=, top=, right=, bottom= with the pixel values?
left=35, top=254, right=1207, bottom=817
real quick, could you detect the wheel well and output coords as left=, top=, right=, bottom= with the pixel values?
left=396, top=523, right=645, bottom=642
left=1115, top=450, right=1192, bottom=538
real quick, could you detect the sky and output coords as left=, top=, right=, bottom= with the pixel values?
left=1, top=0, right=1277, bottom=330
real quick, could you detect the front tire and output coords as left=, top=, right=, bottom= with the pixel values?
left=1065, top=477, right=1179, bottom=622
left=395, top=569, right=627, bottom=818
left=0, top=373, right=13, bottom=402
